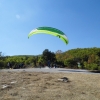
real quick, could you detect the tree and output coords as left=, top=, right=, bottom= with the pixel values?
left=0, top=52, right=2, bottom=57
left=37, top=56, right=44, bottom=67
left=42, top=49, right=56, bottom=64
left=56, top=50, right=63, bottom=54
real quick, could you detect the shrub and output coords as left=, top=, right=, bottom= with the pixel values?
left=85, top=63, right=98, bottom=70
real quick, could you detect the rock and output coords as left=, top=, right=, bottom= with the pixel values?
left=11, top=81, right=17, bottom=84
left=58, top=77, right=68, bottom=82
left=1, top=84, right=12, bottom=89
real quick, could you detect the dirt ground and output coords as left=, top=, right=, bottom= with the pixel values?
left=0, top=71, right=100, bottom=100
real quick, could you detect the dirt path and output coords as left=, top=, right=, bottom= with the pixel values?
left=0, top=68, right=95, bottom=74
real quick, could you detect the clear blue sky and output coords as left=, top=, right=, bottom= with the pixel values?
left=0, top=0, right=100, bottom=56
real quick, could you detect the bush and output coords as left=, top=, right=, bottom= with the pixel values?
left=98, top=66, right=100, bottom=71
left=85, top=63, right=98, bottom=70
left=64, top=58, right=77, bottom=68
left=0, top=60, right=5, bottom=69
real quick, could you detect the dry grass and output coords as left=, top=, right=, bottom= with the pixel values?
left=0, top=71, right=100, bottom=100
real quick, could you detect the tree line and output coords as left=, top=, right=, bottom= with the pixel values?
left=0, top=47, right=100, bottom=70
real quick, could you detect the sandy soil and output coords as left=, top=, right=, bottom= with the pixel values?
left=0, top=71, right=100, bottom=100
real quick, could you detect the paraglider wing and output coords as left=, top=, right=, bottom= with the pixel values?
left=28, top=27, right=69, bottom=44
